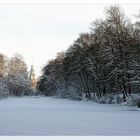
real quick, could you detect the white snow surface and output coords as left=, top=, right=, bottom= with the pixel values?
left=0, top=96, right=140, bottom=136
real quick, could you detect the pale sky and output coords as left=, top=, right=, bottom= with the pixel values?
left=0, top=0, right=140, bottom=77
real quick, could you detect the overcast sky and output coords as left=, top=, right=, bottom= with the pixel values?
left=0, top=1, right=140, bottom=77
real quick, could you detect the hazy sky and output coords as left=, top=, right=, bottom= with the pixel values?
left=0, top=1, right=140, bottom=77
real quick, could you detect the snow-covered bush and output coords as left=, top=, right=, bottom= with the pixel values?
left=0, top=78, right=9, bottom=98
left=8, top=73, right=30, bottom=96
left=121, top=94, right=140, bottom=107
left=97, top=93, right=140, bottom=107
left=98, top=94, right=123, bottom=104
left=55, top=87, right=82, bottom=100
left=137, top=99, right=140, bottom=107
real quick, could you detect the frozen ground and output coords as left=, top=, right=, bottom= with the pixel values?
left=0, top=96, right=140, bottom=136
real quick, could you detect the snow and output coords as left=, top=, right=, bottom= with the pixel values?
left=0, top=96, right=140, bottom=136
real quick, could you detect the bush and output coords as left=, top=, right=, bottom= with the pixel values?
left=0, top=78, right=9, bottom=98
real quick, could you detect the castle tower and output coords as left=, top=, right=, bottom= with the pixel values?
left=29, top=65, right=37, bottom=90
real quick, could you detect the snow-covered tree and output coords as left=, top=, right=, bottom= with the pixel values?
left=0, top=54, right=8, bottom=77
left=7, top=54, right=30, bottom=96
left=0, top=54, right=9, bottom=97
left=38, top=5, right=140, bottom=102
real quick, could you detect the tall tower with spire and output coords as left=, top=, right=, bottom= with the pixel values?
left=29, top=65, right=37, bottom=90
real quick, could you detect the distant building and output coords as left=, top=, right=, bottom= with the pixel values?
left=29, top=65, right=37, bottom=90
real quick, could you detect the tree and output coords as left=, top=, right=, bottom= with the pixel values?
left=38, top=5, right=140, bottom=102
left=7, top=54, right=30, bottom=96
left=0, top=54, right=9, bottom=97
left=0, top=53, right=8, bottom=77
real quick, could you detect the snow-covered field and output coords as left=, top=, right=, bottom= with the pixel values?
left=0, top=96, right=140, bottom=136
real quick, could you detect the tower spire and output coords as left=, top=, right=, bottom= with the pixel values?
left=29, top=65, right=37, bottom=90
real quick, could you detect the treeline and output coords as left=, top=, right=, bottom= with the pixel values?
left=0, top=53, right=30, bottom=97
left=37, top=5, right=140, bottom=101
